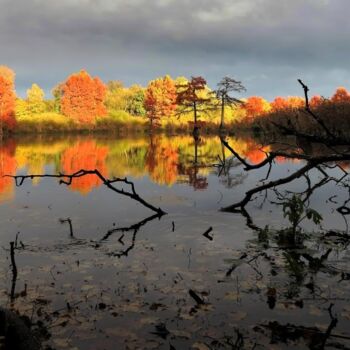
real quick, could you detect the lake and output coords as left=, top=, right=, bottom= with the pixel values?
left=0, top=134, right=349, bottom=349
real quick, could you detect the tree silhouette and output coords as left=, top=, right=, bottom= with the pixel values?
left=215, top=76, right=245, bottom=129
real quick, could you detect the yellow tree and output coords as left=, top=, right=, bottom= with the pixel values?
left=27, top=83, right=46, bottom=114
left=144, top=75, right=177, bottom=129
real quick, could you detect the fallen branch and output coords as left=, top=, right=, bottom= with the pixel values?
left=5, top=169, right=166, bottom=216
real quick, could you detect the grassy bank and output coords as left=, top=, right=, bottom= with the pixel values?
left=4, top=109, right=243, bottom=135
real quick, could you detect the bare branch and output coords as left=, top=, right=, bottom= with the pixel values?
left=4, top=169, right=166, bottom=216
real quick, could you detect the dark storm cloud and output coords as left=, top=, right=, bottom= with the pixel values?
left=0, top=0, right=349, bottom=98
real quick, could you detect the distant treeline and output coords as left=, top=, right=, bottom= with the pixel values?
left=0, top=65, right=349, bottom=134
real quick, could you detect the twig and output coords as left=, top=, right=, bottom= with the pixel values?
left=203, top=226, right=213, bottom=241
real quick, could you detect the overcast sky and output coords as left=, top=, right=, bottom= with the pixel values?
left=1, top=0, right=349, bottom=99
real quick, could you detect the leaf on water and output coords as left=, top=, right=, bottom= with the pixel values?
left=192, top=342, right=210, bottom=350
left=139, top=317, right=158, bottom=325
left=171, top=330, right=191, bottom=339
left=308, top=306, right=323, bottom=316
left=231, top=311, right=247, bottom=321
left=149, top=302, right=166, bottom=311
left=81, top=285, right=94, bottom=291
left=53, top=338, right=70, bottom=348
left=224, top=292, right=239, bottom=300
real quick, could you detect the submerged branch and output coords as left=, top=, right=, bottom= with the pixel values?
left=221, top=138, right=350, bottom=212
left=4, top=169, right=166, bottom=216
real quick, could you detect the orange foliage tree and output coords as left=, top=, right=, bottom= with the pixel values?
left=331, top=87, right=350, bottom=103
left=0, top=66, right=16, bottom=131
left=61, top=70, right=107, bottom=124
left=144, top=75, right=177, bottom=129
left=244, top=96, right=271, bottom=118
left=309, top=95, right=323, bottom=108
left=61, top=140, right=109, bottom=194
left=271, top=97, right=289, bottom=112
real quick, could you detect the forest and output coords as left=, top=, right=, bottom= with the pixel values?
left=1, top=65, right=350, bottom=135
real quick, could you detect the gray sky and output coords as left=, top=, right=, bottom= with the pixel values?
left=1, top=0, right=349, bottom=99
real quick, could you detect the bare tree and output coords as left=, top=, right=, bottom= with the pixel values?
left=215, top=76, right=246, bottom=129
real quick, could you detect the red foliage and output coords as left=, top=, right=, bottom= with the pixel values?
left=0, top=140, right=17, bottom=201
left=61, top=70, right=107, bottom=124
left=244, top=96, right=268, bottom=118
left=176, top=77, right=207, bottom=104
left=309, top=95, right=323, bottom=108
left=271, top=97, right=289, bottom=111
left=61, top=140, right=109, bottom=194
left=331, top=87, right=350, bottom=103
left=0, top=66, right=16, bottom=130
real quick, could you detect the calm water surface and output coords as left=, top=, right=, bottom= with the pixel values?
left=0, top=134, right=349, bottom=349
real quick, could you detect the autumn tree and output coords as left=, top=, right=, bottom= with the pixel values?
left=331, top=87, right=350, bottom=103
left=176, top=76, right=214, bottom=134
left=309, top=95, right=324, bottom=109
left=271, top=97, right=289, bottom=111
left=61, top=70, right=107, bottom=124
left=27, top=83, right=46, bottom=114
left=105, top=81, right=130, bottom=112
left=0, top=66, right=16, bottom=131
left=215, top=76, right=245, bottom=129
left=244, top=96, right=271, bottom=118
left=144, top=75, right=177, bottom=129
left=286, top=96, right=304, bottom=109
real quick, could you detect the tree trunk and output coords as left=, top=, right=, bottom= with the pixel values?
left=220, top=98, right=225, bottom=129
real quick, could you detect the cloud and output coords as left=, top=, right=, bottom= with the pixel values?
left=0, top=0, right=349, bottom=98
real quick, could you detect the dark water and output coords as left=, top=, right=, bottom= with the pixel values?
left=0, top=134, right=349, bottom=349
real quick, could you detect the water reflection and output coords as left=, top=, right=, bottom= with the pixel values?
left=0, top=139, right=16, bottom=202
left=1, top=134, right=350, bottom=349
left=61, top=140, right=109, bottom=194
left=0, top=134, right=272, bottom=200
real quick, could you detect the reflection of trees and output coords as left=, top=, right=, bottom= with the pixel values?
left=177, top=137, right=208, bottom=190
left=0, top=139, right=16, bottom=202
left=61, top=140, right=109, bottom=194
left=13, top=213, right=162, bottom=260
left=145, top=136, right=179, bottom=186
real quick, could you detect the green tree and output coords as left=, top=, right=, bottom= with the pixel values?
left=126, top=85, right=146, bottom=116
